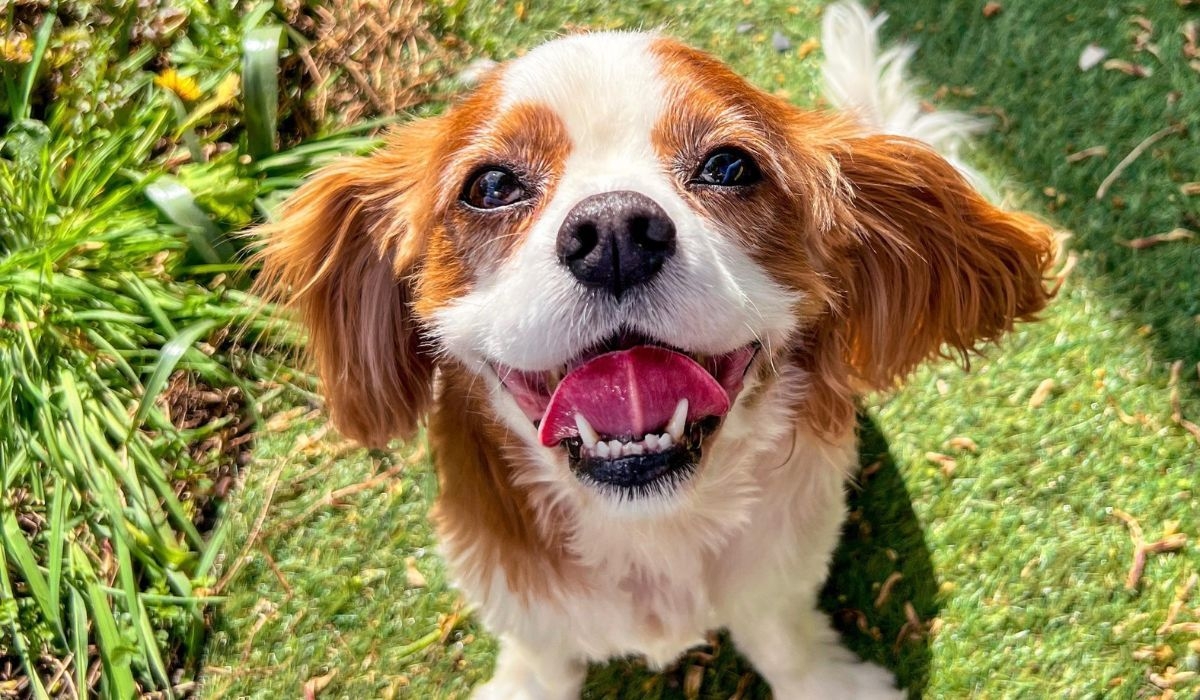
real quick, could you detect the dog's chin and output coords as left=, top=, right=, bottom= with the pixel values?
left=560, top=414, right=722, bottom=501
left=490, top=331, right=758, bottom=501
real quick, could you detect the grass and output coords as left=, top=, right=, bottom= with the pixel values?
left=0, top=0, right=379, bottom=694
left=194, top=0, right=1197, bottom=698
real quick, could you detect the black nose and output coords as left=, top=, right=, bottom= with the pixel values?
left=555, top=191, right=676, bottom=298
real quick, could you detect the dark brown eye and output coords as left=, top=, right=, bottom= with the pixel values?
left=463, top=168, right=527, bottom=209
left=693, top=148, right=761, bottom=187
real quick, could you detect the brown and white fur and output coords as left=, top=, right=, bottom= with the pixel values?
left=254, top=3, right=1055, bottom=697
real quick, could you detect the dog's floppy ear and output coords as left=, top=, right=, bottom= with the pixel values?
left=804, top=133, right=1056, bottom=435
left=253, top=119, right=444, bottom=447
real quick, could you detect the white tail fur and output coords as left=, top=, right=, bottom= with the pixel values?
left=821, top=1, right=988, bottom=183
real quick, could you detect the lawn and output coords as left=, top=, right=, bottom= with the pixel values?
left=5, top=0, right=1193, bottom=698
left=199, top=1, right=1199, bottom=699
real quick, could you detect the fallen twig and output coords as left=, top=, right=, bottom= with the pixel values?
left=1066, top=145, right=1109, bottom=162
left=1169, top=360, right=1200, bottom=441
left=1157, top=572, right=1198, bottom=634
left=1096, top=124, right=1186, bottom=200
left=270, top=445, right=425, bottom=536
left=1113, top=508, right=1189, bottom=590
left=1120, top=228, right=1195, bottom=250
left=894, top=601, right=927, bottom=650
left=214, top=461, right=286, bottom=594
left=874, top=571, right=904, bottom=609
left=259, top=546, right=294, bottom=598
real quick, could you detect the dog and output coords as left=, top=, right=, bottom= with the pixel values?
left=254, top=2, right=1055, bottom=697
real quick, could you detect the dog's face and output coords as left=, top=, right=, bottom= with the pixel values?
left=257, top=33, right=1054, bottom=511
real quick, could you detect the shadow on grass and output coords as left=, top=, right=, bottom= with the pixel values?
left=876, top=0, right=1200, bottom=390
left=582, top=415, right=938, bottom=699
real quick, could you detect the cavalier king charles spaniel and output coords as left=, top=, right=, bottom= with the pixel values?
left=255, top=2, right=1055, bottom=697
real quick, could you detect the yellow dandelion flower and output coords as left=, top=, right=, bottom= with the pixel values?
left=154, top=68, right=202, bottom=102
left=0, top=35, right=34, bottom=63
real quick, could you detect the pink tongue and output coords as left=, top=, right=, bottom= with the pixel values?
left=538, top=346, right=730, bottom=447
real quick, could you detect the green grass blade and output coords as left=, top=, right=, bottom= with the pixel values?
left=143, top=175, right=237, bottom=264
left=195, top=515, right=230, bottom=579
left=129, top=318, right=217, bottom=436
left=73, top=545, right=137, bottom=699
left=46, top=482, right=66, bottom=623
left=0, top=555, right=51, bottom=700
left=14, top=6, right=58, bottom=121
left=1, top=510, right=64, bottom=641
left=241, top=25, right=285, bottom=160
left=166, top=91, right=206, bottom=164
left=69, top=587, right=88, bottom=697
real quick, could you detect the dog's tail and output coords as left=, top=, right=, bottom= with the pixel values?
left=821, top=1, right=986, bottom=177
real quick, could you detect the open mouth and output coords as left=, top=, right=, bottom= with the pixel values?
left=493, top=333, right=758, bottom=495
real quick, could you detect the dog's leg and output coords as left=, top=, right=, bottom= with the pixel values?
left=728, top=605, right=903, bottom=700
left=472, top=634, right=586, bottom=700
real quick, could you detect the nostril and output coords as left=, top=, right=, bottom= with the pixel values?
left=562, top=222, right=599, bottom=261
left=628, top=216, right=650, bottom=243
left=556, top=191, right=676, bottom=296
left=629, top=215, right=675, bottom=251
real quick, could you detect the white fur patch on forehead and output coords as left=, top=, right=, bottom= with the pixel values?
left=499, top=32, right=664, bottom=157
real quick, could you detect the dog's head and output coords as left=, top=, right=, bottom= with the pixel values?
left=256, top=33, right=1054, bottom=508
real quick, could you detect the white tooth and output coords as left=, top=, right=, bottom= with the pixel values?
left=629, top=443, right=645, bottom=455
left=667, top=399, right=688, bottom=442
left=659, top=433, right=674, bottom=450
left=608, top=439, right=623, bottom=455
left=575, top=413, right=599, bottom=449
left=596, top=441, right=610, bottom=459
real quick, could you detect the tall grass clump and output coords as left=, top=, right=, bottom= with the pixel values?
left=0, top=0, right=375, bottom=694
left=0, top=48, right=261, bottom=700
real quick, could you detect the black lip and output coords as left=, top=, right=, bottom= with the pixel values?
left=564, top=416, right=720, bottom=495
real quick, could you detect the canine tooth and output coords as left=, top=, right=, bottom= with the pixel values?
left=574, top=413, right=600, bottom=448
left=667, top=399, right=688, bottom=442
left=596, top=441, right=611, bottom=459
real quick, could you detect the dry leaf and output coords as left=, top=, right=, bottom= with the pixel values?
left=1180, top=182, right=1200, bottom=196
left=1120, top=228, right=1195, bottom=249
left=683, top=664, right=704, bottom=699
left=983, top=2, right=1002, bottom=18
left=405, top=556, right=427, bottom=588
left=303, top=669, right=338, bottom=700
left=925, top=452, right=957, bottom=476
left=874, top=571, right=904, bottom=608
left=1183, top=21, right=1198, bottom=58
left=796, top=37, right=820, bottom=59
left=265, top=406, right=309, bottom=433
left=1028, top=379, right=1056, bottom=408
left=1103, top=59, right=1152, bottom=77
left=1079, top=44, right=1109, bottom=71
left=1066, top=145, right=1108, bottom=162
left=946, top=436, right=979, bottom=453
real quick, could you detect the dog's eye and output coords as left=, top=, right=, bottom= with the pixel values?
left=694, top=148, right=761, bottom=187
left=463, top=169, right=527, bottom=210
